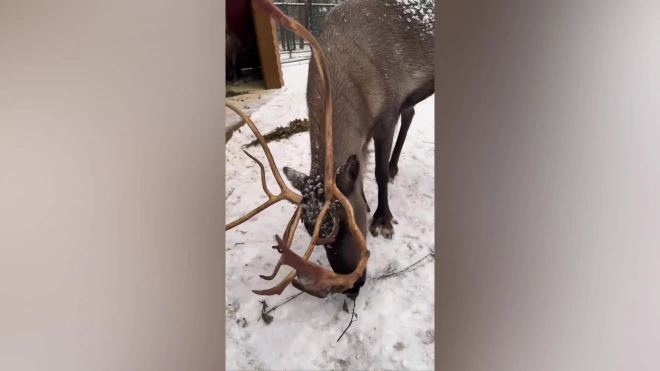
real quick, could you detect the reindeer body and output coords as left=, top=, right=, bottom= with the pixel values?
left=283, top=0, right=435, bottom=297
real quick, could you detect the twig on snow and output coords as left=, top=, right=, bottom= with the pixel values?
left=377, top=251, right=435, bottom=280
left=337, top=297, right=358, bottom=342
left=257, top=292, right=304, bottom=324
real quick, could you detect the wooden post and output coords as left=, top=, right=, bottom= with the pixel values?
left=251, top=0, right=284, bottom=89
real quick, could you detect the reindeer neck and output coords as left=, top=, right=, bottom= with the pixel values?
left=307, top=102, right=367, bottom=181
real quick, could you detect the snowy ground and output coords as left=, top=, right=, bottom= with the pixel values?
left=225, top=62, right=435, bottom=371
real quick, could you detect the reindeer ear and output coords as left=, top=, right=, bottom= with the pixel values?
left=283, top=167, right=307, bottom=191
left=336, top=155, right=360, bottom=195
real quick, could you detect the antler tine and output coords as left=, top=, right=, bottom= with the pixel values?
left=226, top=196, right=281, bottom=231
left=243, top=150, right=274, bottom=198
left=258, top=204, right=302, bottom=281
left=253, top=199, right=331, bottom=295
left=225, top=102, right=294, bottom=193
left=283, top=204, right=303, bottom=246
left=225, top=102, right=301, bottom=231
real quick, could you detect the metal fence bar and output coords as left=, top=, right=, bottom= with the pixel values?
left=273, top=1, right=339, bottom=58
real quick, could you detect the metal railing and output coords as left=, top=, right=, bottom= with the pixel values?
left=273, top=1, right=340, bottom=63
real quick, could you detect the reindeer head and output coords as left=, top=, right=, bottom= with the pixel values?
left=224, top=0, right=371, bottom=300
left=282, top=154, right=369, bottom=298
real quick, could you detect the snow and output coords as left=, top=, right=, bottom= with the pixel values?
left=395, top=0, right=435, bottom=35
left=225, top=61, right=435, bottom=371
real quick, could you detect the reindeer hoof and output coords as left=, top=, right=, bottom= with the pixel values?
left=370, top=209, right=395, bottom=239
left=388, top=165, right=399, bottom=183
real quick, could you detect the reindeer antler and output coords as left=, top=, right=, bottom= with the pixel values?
left=225, top=0, right=370, bottom=298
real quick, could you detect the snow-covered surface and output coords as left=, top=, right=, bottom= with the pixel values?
left=225, top=61, right=435, bottom=371
left=225, top=81, right=279, bottom=129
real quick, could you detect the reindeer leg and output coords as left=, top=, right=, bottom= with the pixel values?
left=231, top=58, right=238, bottom=84
left=360, top=141, right=370, bottom=212
left=389, top=107, right=415, bottom=182
left=370, top=115, right=397, bottom=239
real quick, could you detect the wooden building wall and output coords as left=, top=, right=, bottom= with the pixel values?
left=226, top=0, right=283, bottom=89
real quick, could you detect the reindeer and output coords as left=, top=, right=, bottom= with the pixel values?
left=226, top=0, right=434, bottom=300
left=226, top=25, right=242, bottom=84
